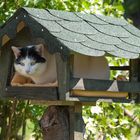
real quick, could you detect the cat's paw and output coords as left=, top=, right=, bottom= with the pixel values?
left=11, top=81, right=58, bottom=87
left=22, top=83, right=37, bottom=87
left=39, top=81, right=58, bottom=87
left=11, top=82, right=23, bottom=86
left=46, top=81, right=58, bottom=87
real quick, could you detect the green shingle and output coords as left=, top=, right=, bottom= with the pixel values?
left=95, top=14, right=128, bottom=26
left=57, top=20, right=97, bottom=35
left=75, top=12, right=108, bottom=25
left=60, top=40, right=105, bottom=56
left=109, top=47, right=139, bottom=59
left=116, top=42, right=140, bottom=53
left=123, top=24, right=140, bottom=37
left=24, top=7, right=61, bottom=21
left=49, top=9, right=81, bottom=21
left=81, top=38, right=115, bottom=51
left=51, top=29, right=87, bottom=42
left=121, top=34, right=140, bottom=47
left=87, top=32, right=122, bottom=45
left=32, top=17, right=62, bottom=32
left=90, top=23, right=130, bottom=37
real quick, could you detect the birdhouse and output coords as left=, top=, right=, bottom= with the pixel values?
left=0, top=7, right=140, bottom=102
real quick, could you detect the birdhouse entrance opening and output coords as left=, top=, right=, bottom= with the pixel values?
left=10, top=43, right=58, bottom=88
left=2, top=27, right=58, bottom=99
left=5, top=25, right=58, bottom=88
left=5, top=19, right=59, bottom=89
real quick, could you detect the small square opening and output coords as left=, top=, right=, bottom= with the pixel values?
left=4, top=27, right=58, bottom=100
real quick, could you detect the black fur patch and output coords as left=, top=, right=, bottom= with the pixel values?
left=15, top=46, right=46, bottom=64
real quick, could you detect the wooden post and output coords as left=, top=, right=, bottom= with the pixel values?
left=0, top=43, right=13, bottom=97
left=69, top=103, right=85, bottom=140
left=130, top=59, right=140, bottom=102
left=73, top=103, right=84, bottom=140
left=40, top=103, right=85, bottom=140
left=55, top=53, right=70, bottom=100
left=40, top=106, right=69, bottom=140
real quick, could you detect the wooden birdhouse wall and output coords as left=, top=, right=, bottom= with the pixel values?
left=12, top=27, right=32, bottom=47
left=55, top=52, right=70, bottom=99
left=0, top=41, right=12, bottom=97
left=0, top=25, right=60, bottom=100
left=0, top=26, right=31, bottom=97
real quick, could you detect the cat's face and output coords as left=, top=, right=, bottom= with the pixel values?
left=12, top=44, right=47, bottom=77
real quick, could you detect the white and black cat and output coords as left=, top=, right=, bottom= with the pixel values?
left=11, top=44, right=110, bottom=87
left=11, top=44, right=57, bottom=85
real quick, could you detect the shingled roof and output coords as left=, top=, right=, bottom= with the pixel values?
left=1, top=7, right=140, bottom=59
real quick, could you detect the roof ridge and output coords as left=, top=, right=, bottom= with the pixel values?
left=1, top=7, right=140, bottom=59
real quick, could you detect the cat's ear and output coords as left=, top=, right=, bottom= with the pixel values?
left=35, top=44, right=44, bottom=56
left=11, top=46, right=21, bottom=58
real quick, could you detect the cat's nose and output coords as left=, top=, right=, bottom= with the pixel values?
left=25, top=70, right=30, bottom=74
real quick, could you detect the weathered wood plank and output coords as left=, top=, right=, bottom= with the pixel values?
left=0, top=43, right=13, bottom=98
left=4, top=86, right=58, bottom=100
left=66, top=91, right=132, bottom=103
left=40, top=106, right=70, bottom=140
left=70, top=78, right=140, bottom=93
left=74, top=103, right=84, bottom=140
left=67, top=96, right=132, bottom=103
left=69, top=107, right=74, bottom=140
left=0, top=10, right=28, bottom=46
left=71, top=90, right=128, bottom=98
left=55, top=53, right=70, bottom=100
left=69, top=103, right=84, bottom=140
left=110, top=66, right=129, bottom=71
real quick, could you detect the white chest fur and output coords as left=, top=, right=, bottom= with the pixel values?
left=30, top=52, right=57, bottom=84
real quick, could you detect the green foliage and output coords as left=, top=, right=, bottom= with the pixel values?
left=0, top=0, right=125, bottom=24
left=0, top=100, right=45, bottom=139
left=83, top=103, right=140, bottom=140
left=0, top=0, right=140, bottom=140
left=124, top=0, right=140, bottom=14
left=107, top=57, right=129, bottom=79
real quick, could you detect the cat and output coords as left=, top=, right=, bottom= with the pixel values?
left=11, top=44, right=57, bottom=86
left=11, top=44, right=110, bottom=87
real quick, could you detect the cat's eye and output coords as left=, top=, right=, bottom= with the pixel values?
left=19, top=62, right=25, bottom=66
left=30, top=62, right=36, bottom=66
